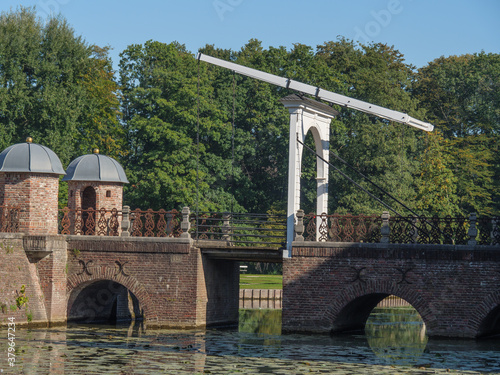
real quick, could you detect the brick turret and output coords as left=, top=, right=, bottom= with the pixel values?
left=63, top=149, right=128, bottom=234
left=0, top=138, right=65, bottom=235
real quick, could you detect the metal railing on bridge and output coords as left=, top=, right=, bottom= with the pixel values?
left=298, top=211, right=500, bottom=246
left=192, top=211, right=286, bottom=247
left=58, top=207, right=183, bottom=237
left=57, top=207, right=287, bottom=247
left=55, top=206, right=499, bottom=246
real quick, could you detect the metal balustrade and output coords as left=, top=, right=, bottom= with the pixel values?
left=57, top=206, right=499, bottom=246
left=192, top=211, right=287, bottom=247
left=297, top=211, right=500, bottom=246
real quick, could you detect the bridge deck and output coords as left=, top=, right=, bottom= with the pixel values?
left=196, top=240, right=283, bottom=262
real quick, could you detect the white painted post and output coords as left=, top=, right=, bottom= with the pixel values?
left=285, top=108, right=302, bottom=258
left=281, top=95, right=338, bottom=256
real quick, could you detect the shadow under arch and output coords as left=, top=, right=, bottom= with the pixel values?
left=67, top=272, right=154, bottom=324
left=472, top=291, right=500, bottom=338
left=67, top=279, right=144, bottom=323
left=322, top=281, right=434, bottom=335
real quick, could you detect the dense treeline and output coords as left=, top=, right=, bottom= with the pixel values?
left=1, top=8, right=499, bottom=216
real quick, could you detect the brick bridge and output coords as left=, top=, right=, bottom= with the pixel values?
left=0, top=139, right=499, bottom=339
left=1, top=208, right=499, bottom=338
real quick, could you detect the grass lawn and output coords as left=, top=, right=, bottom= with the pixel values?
left=239, top=274, right=282, bottom=289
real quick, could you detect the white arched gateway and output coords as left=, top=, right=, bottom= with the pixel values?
left=280, top=94, right=338, bottom=255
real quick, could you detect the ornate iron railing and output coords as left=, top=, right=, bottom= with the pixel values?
left=59, top=207, right=121, bottom=236
left=128, top=208, right=182, bottom=237
left=59, top=207, right=183, bottom=237
left=0, top=206, right=20, bottom=233
left=191, top=211, right=287, bottom=247
left=303, top=213, right=381, bottom=243
left=298, top=211, right=500, bottom=246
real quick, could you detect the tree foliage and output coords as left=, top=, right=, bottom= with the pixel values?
left=414, top=53, right=500, bottom=215
left=1, top=7, right=497, bottom=217
left=0, top=6, right=124, bottom=166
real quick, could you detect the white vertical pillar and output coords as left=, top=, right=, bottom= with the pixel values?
left=281, top=95, right=338, bottom=257
left=286, top=109, right=302, bottom=258
left=315, top=131, right=330, bottom=240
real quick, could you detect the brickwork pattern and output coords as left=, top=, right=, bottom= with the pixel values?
left=35, top=236, right=68, bottom=324
left=67, top=181, right=123, bottom=212
left=0, top=234, right=49, bottom=326
left=65, top=238, right=238, bottom=328
left=0, top=173, right=60, bottom=235
left=283, top=244, right=500, bottom=338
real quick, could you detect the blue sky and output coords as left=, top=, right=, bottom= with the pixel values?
left=2, top=0, right=499, bottom=70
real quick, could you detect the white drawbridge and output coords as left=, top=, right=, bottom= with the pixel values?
left=196, top=53, right=434, bottom=255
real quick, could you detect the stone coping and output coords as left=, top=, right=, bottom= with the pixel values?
left=66, top=235, right=193, bottom=254
left=292, top=240, right=500, bottom=251
left=65, top=234, right=192, bottom=245
left=0, top=232, right=24, bottom=240
left=0, top=232, right=193, bottom=245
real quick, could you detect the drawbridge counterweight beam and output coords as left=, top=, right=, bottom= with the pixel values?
left=196, top=52, right=433, bottom=132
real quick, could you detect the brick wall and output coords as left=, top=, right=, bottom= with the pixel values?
left=65, top=237, right=239, bottom=328
left=283, top=242, right=500, bottom=338
left=0, top=234, right=49, bottom=326
left=67, top=181, right=124, bottom=211
left=2, top=233, right=241, bottom=329
left=35, top=236, right=68, bottom=324
left=0, top=173, right=60, bottom=235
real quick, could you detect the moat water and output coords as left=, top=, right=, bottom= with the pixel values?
left=3, top=307, right=500, bottom=374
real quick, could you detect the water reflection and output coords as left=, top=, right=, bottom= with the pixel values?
left=366, top=307, right=428, bottom=366
left=2, top=308, right=500, bottom=374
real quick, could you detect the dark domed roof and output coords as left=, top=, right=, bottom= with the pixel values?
left=62, top=151, right=129, bottom=183
left=0, top=140, right=65, bottom=175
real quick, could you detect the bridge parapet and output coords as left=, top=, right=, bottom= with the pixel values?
left=284, top=240, right=500, bottom=338
left=57, top=206, right=288, bottom=248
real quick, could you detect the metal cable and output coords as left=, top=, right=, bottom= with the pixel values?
left=297, top=137, right=449, bottom=242
left=297, top=137, right=404, bottom=218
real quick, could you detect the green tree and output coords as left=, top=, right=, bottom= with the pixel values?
left=120, top=40, right=244, bottom=211
left=316, top=38, right=423, bottom=215
left=0, top=7, right=124, bottom=166
left=78, top=45, right=126, bottom=160
left=415, top=131, right=460, bottom=216
left=414, top=53, right=500, bottom=215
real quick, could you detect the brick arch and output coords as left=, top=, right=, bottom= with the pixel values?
left=321, top=280, right=436, bottom=334
left=470, top=290, right=500, bottom=337
left=66, top=267, right=155, bottom=322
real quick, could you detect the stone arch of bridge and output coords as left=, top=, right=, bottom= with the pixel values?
left=66, top=269, right=154, bottom=323
left=322, top=281, right=434, bottom=334
left=471, top=290, right=500, bottom=338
